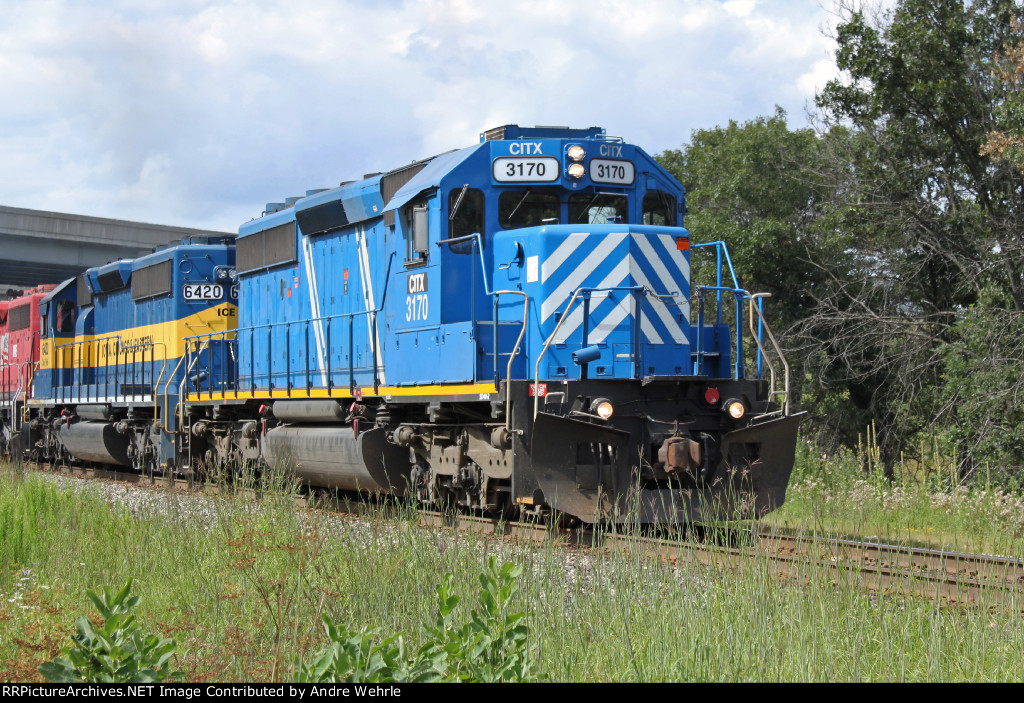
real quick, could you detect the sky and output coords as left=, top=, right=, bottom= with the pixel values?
left=0, top=0, right=849, bottom=233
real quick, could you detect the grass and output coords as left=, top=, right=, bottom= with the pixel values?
left=0, top=460, right=1022, bottom=682
left=765, top=429, right=1024, bottom=556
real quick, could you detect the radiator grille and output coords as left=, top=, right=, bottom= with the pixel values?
left=9, top=304, right=30, bottom=332
left=381, top=162, right=427, bottom=227
left=131, top=260, right=173, bottom=301
left=237, top=222, right=297, bottom=274
left=96, top=269, right=129, bottom=293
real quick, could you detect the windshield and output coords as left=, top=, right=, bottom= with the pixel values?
left=569, top=193, right=628, bottom=225
left=498, top=191, right=560, bottom=229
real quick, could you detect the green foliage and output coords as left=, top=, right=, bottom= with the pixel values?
left=984, top=13, right=1024, bottom=169
left=941, top=301, right=1024, bottom=485
left=657, top=108, right=847, bottom=324
left=38, top=579, right=183, bottom=683
left=295, top=618, right=437, bottom=683
left=297, top=556, right=539, bottom=683
left=787, top=0, right=1024, bottom=474
left=425, top=557, right=537, bottom=682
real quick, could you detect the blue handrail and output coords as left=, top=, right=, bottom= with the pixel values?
left=691, top=240, right=766, bottom=380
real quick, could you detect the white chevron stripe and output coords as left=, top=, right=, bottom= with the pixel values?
left=356, top=228, right=386, bottom=384
left=628, top=260, right=687, bottom=343
left=552, top=257, right=631, bottom=343
left=636, top=235, right=683, bottom=296
left=541, top=232, right=589, bottom=284
left=658, top=234, right=691, bottom=285
left=541, top=231, right=628, bottom=321
left=589, top=297, right=633, bottom=343
left=589, top=297, right=666, bottom=345
left=640, top=315, right=664, bottom=345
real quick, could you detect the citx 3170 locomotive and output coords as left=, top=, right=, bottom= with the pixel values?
left=6, top=125, right=803, bottom=524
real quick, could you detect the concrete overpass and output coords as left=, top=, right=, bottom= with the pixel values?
left=0, top=205, right=234, bottom=292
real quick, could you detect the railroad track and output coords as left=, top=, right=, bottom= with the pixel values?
left=20, top=461, right=1024, bottom=609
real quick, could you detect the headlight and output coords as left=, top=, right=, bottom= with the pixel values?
left=724, top=399, right=746, bottom=420
left=567, top=145, right=585, bottom=162
left=591, top=398, right=614, bottom=420
left=567, top=162, right=586, bottom=179
left=216, top=267, right=229, bottom=280
left=228, top=268, right=237, bottom=279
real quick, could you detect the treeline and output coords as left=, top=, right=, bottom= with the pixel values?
left=658, top=0, right=1024, bottom=484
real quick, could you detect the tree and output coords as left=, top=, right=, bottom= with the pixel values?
left=808, top=0, right=1024, bottom=476
left=659, top=108, right=845, bottom=328
left=983, top=13, right=1024, bottom=169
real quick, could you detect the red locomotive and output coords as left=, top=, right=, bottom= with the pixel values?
left=1, top=285, right=55, bottom=455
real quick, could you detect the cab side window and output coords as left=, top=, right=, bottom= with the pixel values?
left=404, top=199, right=430, bottom=265
left=642, top=191, right=677, bottom=226
left=57, top=301, right=76, bottom=334
left=448, top=188, right=485, bottom=252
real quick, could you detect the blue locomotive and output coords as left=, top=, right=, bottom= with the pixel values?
left=180, top=125, right=803, bottom=523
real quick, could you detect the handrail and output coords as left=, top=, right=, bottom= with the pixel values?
left=692, top=241, right=741, bottom=327
left=1, top=360, right=30, bottom=429
left=748, top=293, right=790, bottom=416
left=49, top=334, right=169, bottom=404
left=178, top=344, right=206, bottom=437
left=22, top=361, right=40, bottom=422
left=13, top=361, right=28, bottom=429
left=533, top=285, right=644, bottom=419
left=118, top=341, right=167, bottom=420
left=161, top=353, right=190, bottom=432
left=184, top=253, right=394, bottom=397
left=693, top=285, right=747, bottom=379
left=436, top=233, right=531, bottom=433
left=498, top=291, right=528, bottom=434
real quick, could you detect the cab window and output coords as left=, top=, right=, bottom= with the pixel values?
left=448, top=187, right=485, bottom=252
left=403, top=199, right=430, bottom=265
left=642, top=191, right=677, bottom=226
left=569, top=193, right=628, bottom=225
left=56, top=301, right=76, bottom=334
left=498, top=191, right=560, bottom=230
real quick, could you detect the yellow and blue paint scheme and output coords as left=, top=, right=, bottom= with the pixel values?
left=33, top=236, right=235, bottom=468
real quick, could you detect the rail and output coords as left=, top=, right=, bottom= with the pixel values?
left=437, top=232, right=530, bottom=434
left=22, top=361, right=40, bottom=422
left=1, top=361, right=31, bottom=436
left=1, top=329, right=42, bottom=431
left=184, top=253, right=395, bottom=399
left=49, top=335, right=164, bottom=405
left=692, top=285, right=746, bottom=379
left=748, top=293, right=790, bottom=416
left=691, top=241, right=768, bottom=377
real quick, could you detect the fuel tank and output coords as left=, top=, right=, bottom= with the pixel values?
left=59, top=421, right=131, bottom=466
left=262, top=425, right=410, bottom=494
left=271, top=400, right=346, bottom=423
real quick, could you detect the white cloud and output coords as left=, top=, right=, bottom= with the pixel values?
left=0, top=0, right=840, bottom=232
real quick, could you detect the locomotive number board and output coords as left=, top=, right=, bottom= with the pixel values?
left=492, top=156, right=560, bottom=182
left=183, top=283, right=224, bottom=301
left=590, top=158, right=635, bottom=185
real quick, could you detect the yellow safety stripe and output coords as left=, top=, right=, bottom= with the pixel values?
left=185, top=382, right=502, bottom=402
